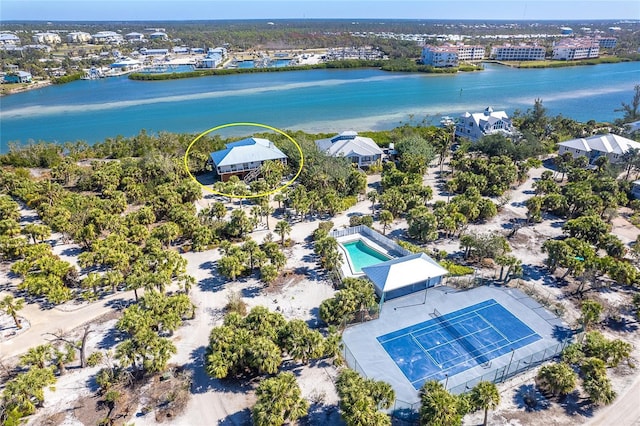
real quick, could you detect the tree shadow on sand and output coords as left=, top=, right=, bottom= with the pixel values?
left=513, top=384, right=550, bottom=412
left=185, top=346, right=256, bottom=396
left=559, top=390, right=594, bottom=418
left=218, top=408, right=252, bottom=425
left=198, top=276, right=227, bottom=293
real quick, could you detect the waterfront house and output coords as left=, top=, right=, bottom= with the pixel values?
left=315, top=131, right=384, bottom=167
left=4, top=71, right=32, bottom=83
left=208, top=137, right=288, bottom=182
left=455, top=107, right=515, bottom=142
left=557, top=133, right=640, bottom=165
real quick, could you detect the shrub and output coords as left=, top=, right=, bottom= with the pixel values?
left=86, top=352, right=104, bottom=367
left=440, top=260, right=474, bottom=276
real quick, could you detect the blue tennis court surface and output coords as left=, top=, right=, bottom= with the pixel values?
left=377, top=299, right=541, bottom=389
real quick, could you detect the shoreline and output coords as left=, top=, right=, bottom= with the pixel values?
left=0, top=57, right=634, bottom=95
left=0, top=80, right=52, bottom=97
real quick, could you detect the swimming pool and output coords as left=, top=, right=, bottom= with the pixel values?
left=342, top=240, right=392, bottom=273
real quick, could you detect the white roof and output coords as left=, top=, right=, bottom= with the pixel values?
left=626, top=120, right=640, bottom=132
left=315, top=131, right=383, bottom=158
left=209, top=137, right=287, bottom=168
left=558, top=133, right=640, bottom=155
left=361, top=253, right=449, bottom=294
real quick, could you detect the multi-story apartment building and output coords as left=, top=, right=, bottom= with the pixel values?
left=32, top=32, right=61, bottom=44
left=596, top=37, right=617, bottom=49
left=456, top=44, right=486, bottom=61
left=552, top=38, right=600, bottom=60
left=489, top=44, right=546, bottom=61
left=421, top=45, right=459, bottom=67
left=91, top=31, right=124, bottom=45
left=421, top=43, right=485, bottom=67
left=66, top=32, right=92, bottom=43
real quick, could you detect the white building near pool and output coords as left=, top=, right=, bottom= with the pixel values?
left=331, top=226, right=449, bottom=302
left=362, top=253, right=449, bottom=302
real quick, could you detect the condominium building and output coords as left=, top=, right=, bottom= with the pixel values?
left=596, top=37, right=617, bottom=49
left=32, top=32, right=61, bottom=45
left=456, top=44, right=486, bottom=61
left=421, top=45, right=459, bottom=67
left=91, top=31, right=124, bottom=45
left=421, top=43, right=485, bottom=67
left=552, top=38, right=599, bottom=60
left=489, top=44, right=546, bottom=61
left=66, top=32, right=92, bottom=43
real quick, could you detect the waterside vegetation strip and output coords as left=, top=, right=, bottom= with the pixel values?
left=494, top=55, right=638, bottom=69
left=129, top=59, right=481, bottom=81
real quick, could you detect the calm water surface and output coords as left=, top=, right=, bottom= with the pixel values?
left=1, top=62, right=638, bottom=151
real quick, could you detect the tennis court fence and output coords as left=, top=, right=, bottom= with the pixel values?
left=341, top=331, right=582, bottom=423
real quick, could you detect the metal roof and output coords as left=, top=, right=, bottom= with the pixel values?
left=315, top=131, right=383, bottom=158
left=558, top=133, right=640, bottom=155
left=209, top=137, right=287, bottom=167
left=362, top=253, right=449, bottom=294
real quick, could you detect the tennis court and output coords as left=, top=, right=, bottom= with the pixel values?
left=377, top=299, right=541, bottom=390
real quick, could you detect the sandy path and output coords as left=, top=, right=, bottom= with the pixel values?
left=586, top=371, right=640, bottom=426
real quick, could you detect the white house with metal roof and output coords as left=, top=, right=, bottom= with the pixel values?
left=362, top=253, right=449, bottom=302
left=455, top=106, right=515, bottom=142
left=209, top=137, right=288, bottom=182
left=315, top=131, right=384, bottom=167
left=557, top=133, right=640, bottom=165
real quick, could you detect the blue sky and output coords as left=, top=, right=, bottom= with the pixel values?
left=1, top=0, right=639, bottom=21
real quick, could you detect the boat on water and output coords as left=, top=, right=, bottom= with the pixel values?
left=81, top=67, right=105, bottom=80
left=440, top=116, right=456, bottom=127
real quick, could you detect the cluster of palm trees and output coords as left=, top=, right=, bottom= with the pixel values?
left=419, top=379, right=500, bottom=426
left=205, top=306, right=337, bottom=379
left=537, top=327, right=631, bottom=406
left=217, top=235, right=287, bottom=285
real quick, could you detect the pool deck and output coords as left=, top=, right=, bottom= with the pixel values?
left=341, top=285, right=571, bottom=404
left=336, top=234, right=395, bottom=278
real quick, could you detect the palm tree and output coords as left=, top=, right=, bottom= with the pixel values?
left=580, top=300, right=603, bottom=330
left=274, top=220, right=292, bottom=246
left=367, top=190, right=378, bottom=214
left=217, top=255, right=246, bottom=281
left=253, top=372, right=308, bottom=426
left=420, top=380, right=463, bottom=426
left=470, top=381, right=500, bottom=426
left=20, top=344, right=54, bottom=369
left=242, top=239, right=262, bottom=270
left=379, top=210, right=393, bottom=235
left=536, top=362, right=577, bottom=397
left=0, top=294, right=25, bottom=329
